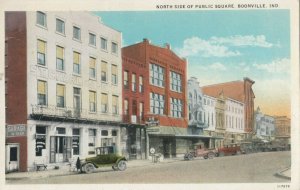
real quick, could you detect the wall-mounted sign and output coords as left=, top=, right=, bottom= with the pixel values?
left=6, top=124, right=27, bottom=137
left=145, top=117, right=159, bottom=127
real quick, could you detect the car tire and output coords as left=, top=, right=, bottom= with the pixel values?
left=208, top=152, right=215, bottom=159
left=112, top=165, right=118, bottom=171
left=187, top=153, right=193, bottom=160
left=84, top=163, right=95, bottom=174
left=117, top=160, right=127, bottom=171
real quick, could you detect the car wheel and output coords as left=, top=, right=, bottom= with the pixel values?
left=112, top=165, right=118, bottom=171
left=187, top=153, right=193, bottom=160
left=117, top=160, right=127, bottom=171
left=84, top=163, right=95, bottom=174
left=208, top=152, right=215, bottom=159
left=204, top=155, right=208, bottom=159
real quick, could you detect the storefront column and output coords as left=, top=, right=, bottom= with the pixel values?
left=145, top=132, right=149, bottom=159
left=140, top=128, right=146, bottom=159
left=136, top=128, right=141, bottom=159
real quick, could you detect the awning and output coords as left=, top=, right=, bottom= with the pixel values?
left=175, top=134, right=212, bottom=138
left=146, top=126, right=223, bottom=139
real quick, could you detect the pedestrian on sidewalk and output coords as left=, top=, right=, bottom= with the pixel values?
left=76, top=157, right=81, bottom=172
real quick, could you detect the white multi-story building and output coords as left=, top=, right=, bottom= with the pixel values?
left=203, top=95, right=216, bottom=132
left=187, top=77, right=207, bottom=134
left=5, top=11, right=122, bottom=172
left=224, top=98, right=245, bottom=144
left=254, top=107, right=275, bottom=141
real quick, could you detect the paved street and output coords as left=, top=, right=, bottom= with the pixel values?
left=6, top=151, right=290, bottom=184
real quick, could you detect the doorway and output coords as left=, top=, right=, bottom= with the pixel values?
left=163, top=138, right=176, bottom=158
left=50, top=136, right=72, bottom=163
left=5, top=144, right=19, bottom=173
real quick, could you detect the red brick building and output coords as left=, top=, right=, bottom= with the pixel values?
left=122, top=39, right=188, bottom=158
left=121, top=56, right=148, bottom=160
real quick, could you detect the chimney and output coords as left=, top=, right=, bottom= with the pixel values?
left=143, top=38, right=149, bottom=43
left=165, top=43, right=171, bottom=50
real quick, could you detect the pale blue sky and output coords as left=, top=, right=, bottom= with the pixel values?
left=94, top=10, right=290, bottom=116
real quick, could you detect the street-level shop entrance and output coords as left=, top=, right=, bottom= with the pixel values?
left=5, top=144, right=19, bottom=173
left=50, top=136, right=72, bottom=163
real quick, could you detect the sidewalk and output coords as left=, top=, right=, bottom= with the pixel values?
left=275, top=167, right=291, bottom=180
left=6, top=158, right=183, bottom=181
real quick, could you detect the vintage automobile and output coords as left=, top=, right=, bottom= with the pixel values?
left=261, top=141, right=289, bottom=152
left=184, top=143, right=216, bottom=160
left=216, top=144, right=241, bottom=156
left=239, top=142, right=253, bottom=154
left=80, top=146, right=127, bottom=174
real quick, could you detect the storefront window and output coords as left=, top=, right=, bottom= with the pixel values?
left=88, top=129, right=96, bottom=155
left=36, top=126, right=46, bottom=156
left=112, top=130, right=117, bottom=136
left=101, top=130, right=108, bottom=136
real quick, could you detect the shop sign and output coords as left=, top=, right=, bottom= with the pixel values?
left=6, top=124, right=27, bottom=137
left=145, top=117, right=159, bottom=127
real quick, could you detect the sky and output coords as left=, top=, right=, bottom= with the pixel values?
left=94, top=10, right=291, bottom=117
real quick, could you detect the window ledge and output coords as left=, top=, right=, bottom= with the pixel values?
left=101, top=49, right=108, bottom=53
left=36, top=24, right=48, bottom=30
left=37, top=64, right=48, bottom=69
left=88, top=44, right=97, bottom=48
left=73, top=73, right=81, bottom=77
left=72, top=38, right=82, bottom=43
left=55, top=31, right=66, bottom=37
left=56, top=69, right=66, bottom=73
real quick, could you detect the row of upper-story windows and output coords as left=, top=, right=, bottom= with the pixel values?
left=226, top=104, right=243, bottom=114
left=123, top=99, right=144, bottom=122
left=170, top=98, right=183, bottom=118
left=225, top=115, right=244, bottom=130
left=123, top=71, right=144, bottom=93
left=37, top=80, right=119, bottom=114
left=203, top=98, right=214, bottom=107
left=36, top=11, right=119, bottom=55
left=37, top=39, right=119, bottom=85
left=188, top=90, right=202, bottom=105
left=149, top=63, right=183, bottom=92
left=149, top=92, right=183, bottom=118
left=261, top=117, right=274, bottom=124
left=203, top=111, right=215, bottom=127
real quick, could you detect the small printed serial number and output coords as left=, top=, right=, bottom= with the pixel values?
left=277, top=184, right=290, bottom=188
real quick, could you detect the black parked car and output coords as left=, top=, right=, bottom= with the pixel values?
left=80, top=146, right=127, bottom=173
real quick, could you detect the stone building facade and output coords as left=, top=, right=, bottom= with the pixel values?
left=5, top=11, right=122, bottom=172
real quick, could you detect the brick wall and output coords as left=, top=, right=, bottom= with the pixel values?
left=5, top=12, right=28, bottom=172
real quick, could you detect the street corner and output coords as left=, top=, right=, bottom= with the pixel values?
left=275, top=167, right=291, bottom=180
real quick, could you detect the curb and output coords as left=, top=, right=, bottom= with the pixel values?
left=6, top=159, right=184, bottom=181
left=274, top=167, right=291, bottom=180
left=6, top=177, right=29, bottom=181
